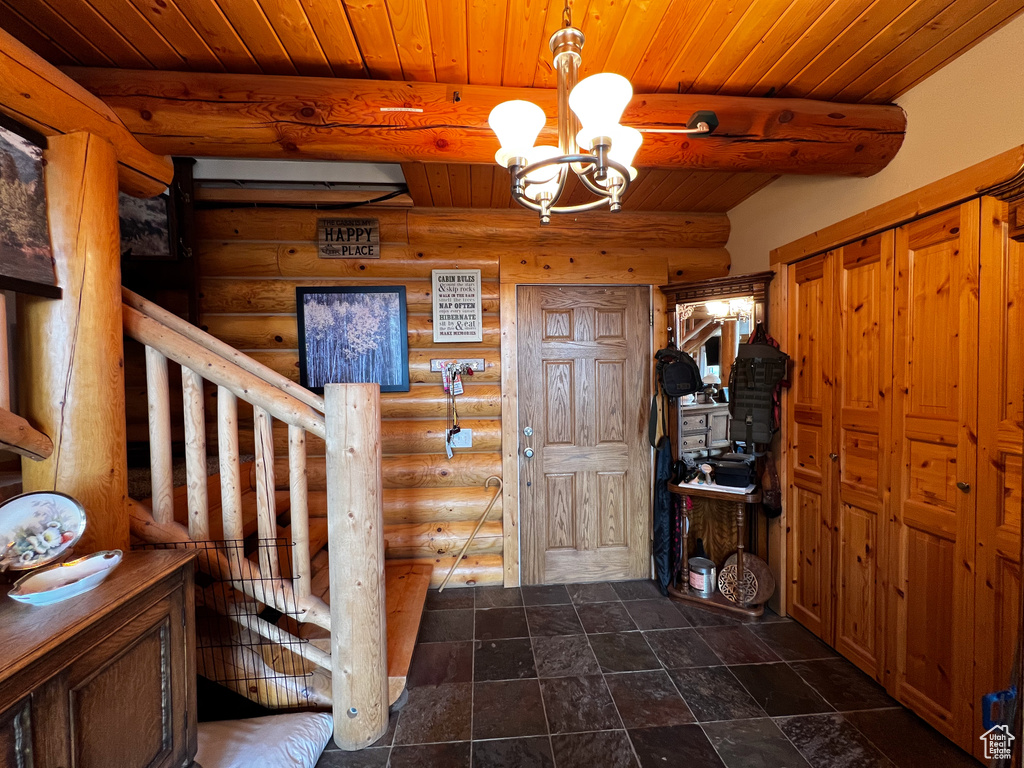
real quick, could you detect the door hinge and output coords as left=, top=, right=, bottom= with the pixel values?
left=650, top=309, right=654, bottom=327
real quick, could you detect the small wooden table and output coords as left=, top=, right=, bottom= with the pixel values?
left=667, top=481, right=764, bottom=618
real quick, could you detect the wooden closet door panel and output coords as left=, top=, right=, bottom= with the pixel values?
left=787, top=254, right=835, bottom=642
left=833, top=232, right=893, bottom=682
left=889, top=202, right=978, bottom=747
left=974, top=197, right=1023, bottom=756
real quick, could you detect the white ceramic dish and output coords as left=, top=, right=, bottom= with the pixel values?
left=0, top=492, right=87, bottom=571
left=8, top=550, right=122, bottom=606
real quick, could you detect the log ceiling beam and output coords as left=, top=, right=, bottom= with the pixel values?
left=67, top=68, right=907, bottom=178
left=0, top=30, right=172, bottom=198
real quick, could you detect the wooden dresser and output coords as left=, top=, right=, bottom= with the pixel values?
left=0, top=550, right=197, bottom=768
left=678, top=402, right=730, bottom=453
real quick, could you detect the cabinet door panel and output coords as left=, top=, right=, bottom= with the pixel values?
left=787, top=253, right=834, bottom=641
left=833, top=233, right=893, bottom=681
left=66, top=590, right=190, bottom=768
left=974, top=198, right=1023, bottom=760
left=0, top=699, right=32, bottom=768
left=889, top=202, right=978, bottom=748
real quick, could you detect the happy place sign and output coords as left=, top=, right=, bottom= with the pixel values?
left=317, top=217, right=380, bottom=258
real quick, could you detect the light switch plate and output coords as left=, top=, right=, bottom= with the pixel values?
left=449, top=429, right=473, bottom=448
left=430, top=358, right=485, bottom=372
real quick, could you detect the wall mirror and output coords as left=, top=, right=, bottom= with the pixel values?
left=660, top=271, right=774, bottom=452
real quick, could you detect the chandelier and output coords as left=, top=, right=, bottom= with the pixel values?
left=487, top=3, right=719, bottom=224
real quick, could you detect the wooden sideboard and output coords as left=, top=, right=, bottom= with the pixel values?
left=0, top=549, right=197, bottom=768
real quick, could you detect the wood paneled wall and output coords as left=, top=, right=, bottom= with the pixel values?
left=150, top=205, right=731, bottom=586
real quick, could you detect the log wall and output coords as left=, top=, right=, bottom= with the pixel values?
left=150, top=206, right=731, bottom=586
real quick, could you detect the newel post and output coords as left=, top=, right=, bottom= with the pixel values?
left=18, top=132, right=129, bottom=553
left=325, top=383, right=388, bottom=750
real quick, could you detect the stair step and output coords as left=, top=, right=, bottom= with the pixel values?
left=383, top=562, right=432, bottom=704
left=300, top=560, right=432, bottom=705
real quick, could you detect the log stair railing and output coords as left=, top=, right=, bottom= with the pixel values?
left=122, top=286, right=430, bottom=751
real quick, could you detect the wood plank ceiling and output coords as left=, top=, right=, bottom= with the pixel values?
left=3, top=0, right=1021, bottom=212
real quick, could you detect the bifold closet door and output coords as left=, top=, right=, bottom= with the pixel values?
left=831, top=233, right=893, bottom=682
left=786, top=254, right=835, bottom=642
left=973, top=197, right=1023, bottom=758
left=889, top=201, right=979, bottom=746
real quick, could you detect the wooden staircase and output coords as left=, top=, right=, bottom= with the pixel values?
left=123, top=286, right=430, bottom=749
left=137, top=469, right=431, bottom=706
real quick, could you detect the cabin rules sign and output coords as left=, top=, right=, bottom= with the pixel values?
left=317, top=218, right=380, bottom=258
left=432, top=269, right=482, bottom=343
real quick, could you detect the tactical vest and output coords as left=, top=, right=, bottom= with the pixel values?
left=728, top=342, right=789, bottom=446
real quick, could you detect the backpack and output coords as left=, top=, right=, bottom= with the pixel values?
left=655, top=347, right=702, bottom=397
left=649, top=346, right=701, bottom=447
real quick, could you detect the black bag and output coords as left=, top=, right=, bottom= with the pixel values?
left=710, top=453, right=756, bottom=488
left=649, top=346, right=702, bottom=447
left=655, top=347, right=701, bottom=397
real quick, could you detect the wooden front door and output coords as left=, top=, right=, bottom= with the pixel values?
left=889, top=202, right=979, bottom=744
left=517, top=285, right=651, bottom=585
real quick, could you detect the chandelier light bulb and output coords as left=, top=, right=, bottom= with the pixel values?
left=488, top=100, right=547, bottom=167
left=524, top=145, right=562, bottom=183
left=569, top=73, right=633, bottom=148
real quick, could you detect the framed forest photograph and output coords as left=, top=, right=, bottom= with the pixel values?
left=297, top=286, right=409, bottom=394
left=0, top=119, right=57, bottom=296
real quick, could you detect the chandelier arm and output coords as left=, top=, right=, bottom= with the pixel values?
left=547, top=198, right=617, bottom=214
left=510, top=190, right=613, bottom=215
left=514, top=154, right=632, bottom=195
left=577, top=170, right=631, bottom=198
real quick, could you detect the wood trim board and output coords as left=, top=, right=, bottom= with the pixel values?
left=770, top=144, right=1024, bottom=265
left=499, top=282, right=520, bottom=587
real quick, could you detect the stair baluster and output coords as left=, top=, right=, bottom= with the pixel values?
left=182, top=366, right=210, bottom=541
left=144, top=346, right=174, bottom=525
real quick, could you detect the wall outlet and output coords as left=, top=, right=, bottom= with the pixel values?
left=449, top=429, right=473, bottom=448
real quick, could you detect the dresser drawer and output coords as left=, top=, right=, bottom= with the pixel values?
left=680, top=414, right=707, bottom=432
left=679, top=433, right=708, bottom=450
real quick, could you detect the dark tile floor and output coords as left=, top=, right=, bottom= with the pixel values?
left=317, top=581, right=980, bottom=768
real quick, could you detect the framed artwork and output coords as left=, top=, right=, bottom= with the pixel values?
left=297, top=286, right=409, bottom=393
left=0, top=118, right=57, bottom=297
left=119, top=192, right=172, bottom=259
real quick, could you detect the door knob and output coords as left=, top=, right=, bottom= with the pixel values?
left=829, top=453, right=839, bottom=461
left=523, top=448, right=535, bottom=459
left=957, top=481, right=971, bottom=493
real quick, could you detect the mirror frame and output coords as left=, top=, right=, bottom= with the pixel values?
left=660, top=270, right=775, bottom=349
